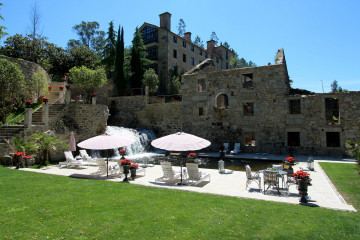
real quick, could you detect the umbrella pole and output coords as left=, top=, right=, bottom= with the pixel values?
left=106, top=151, right=109, bottom=177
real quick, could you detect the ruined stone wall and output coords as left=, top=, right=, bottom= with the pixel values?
left=182, top=60, right=360, bottom=156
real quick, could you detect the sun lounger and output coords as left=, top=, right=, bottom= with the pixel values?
left=79, top=149, right=98, bottom=166
left=155, top=161, right=181, bottom=183
left=230, top=143, right=241, bottom=155
left=59, top=151, right=86, bottom=168
left=185, top=163, right=210, bottom=186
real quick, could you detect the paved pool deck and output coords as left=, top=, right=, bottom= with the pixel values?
left=20, top=153, right=357, bottom=212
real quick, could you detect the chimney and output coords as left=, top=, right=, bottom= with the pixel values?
left=159, top=12, right=171, bottom=31
left=184, top=32, right=192, bottom=42
left=207, top=40, right=215, bottom=53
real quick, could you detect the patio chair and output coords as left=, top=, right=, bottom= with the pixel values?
left=223, top=143, right=230, bottom=153
left=155, top=161, right=181, bottom=183
left=272, top=164, right=283, bottom=171
left=264, top=170, right=278, bottom=194
left=245, top=165, right=261, bottom=191
left=230, top=143, right=241, bottom=155
left=79, top=149, right=97, bottom=166
left=95, top=158, right=107, bottom=175
left=59, top=151, right=86, bottom=168
left=285, top=167, right=296, bottom=194
left=185, top=163, right=210, bottom=186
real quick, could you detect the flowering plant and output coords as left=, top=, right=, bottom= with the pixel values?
left=120, top=159, right=131, bottom=165
left=48, top=86, right=53, bottom=90
left=42, top=97, right=49, bottom=103
left=26, top=100, right=32, bottom=104
left=285, top=157, right=296, bottom=163
left=62, top=77, right=66, bottom=81
left=65, top=84, right=70, bottom=89
left=130, top=163, right=139, bottom=169
left=220, top=145, right=225, bottom=151
left=188, top=152, right=196, bottom=158
left=59, top=86, right=64, bottom=90
left=14, top=152, right=24, bottom=157
left=93, top=92, right=96, bottom=96
left=119, top=149, right=126, bottom=153
left=76, top=96, right=79, bottom=99
left=22, top=155, right=32, bottom=159
left=293, top=170, right=311, bottom=182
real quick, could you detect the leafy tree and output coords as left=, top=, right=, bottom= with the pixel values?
left=168, top=68, right=181, bottom=94
left=142, top=68, right=159, bottom=94
left=69, top=45, right=98, bottom=70
left=330, top=80, right=348, bottom=93
left=102, top=21, right=117, bottom=74
left=115, top=26, right=126, bottom=95
left=26, top=67, right=48, bottom=101
left=177, top=19, right=186, bottom=37
left=230, top=53, right=257, bottom=68
left=29, top=2, right=42, bottom=63
left=0, top=58, right=25, bottom=124
left=69, top=65, right=107, bottom=99
left=130, top=27, right=149, bottom=90
left=223, top=41, right=230, bottom=49
left=0, top=34, right=33, bottom=60
left=345, top=140, right=360, bottom=174
left=210, top=31, right=219, bottom=45
left=30, top=132, right=67, bottom=166
left=0, top=2, right=8, bottom=43
left=193, top=35, right=204, bottom=48
left=68, top=21, right=105, bottom=55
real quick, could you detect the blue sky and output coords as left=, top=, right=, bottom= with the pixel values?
left=1, top=0, right=359, bottom=93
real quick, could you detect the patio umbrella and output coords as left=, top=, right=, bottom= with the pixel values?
left=68, top=131, right=76, bottom=152
left=151, top=132, right=211, bottom=184
left=77, top=134, right=135, bottom=177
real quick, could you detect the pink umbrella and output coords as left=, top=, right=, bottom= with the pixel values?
left=77, top=134, right=134, bottom=177
left=151, top=132, right=211, bottom=184
left=68, top=131, right=76, bottom=151
left=151, top=132, right=211, bottom=151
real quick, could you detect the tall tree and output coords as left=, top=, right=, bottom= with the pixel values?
left=177, top=19, right=186, bottom=37
left=130, top=27, right=148, bottom=90
left=68, top=21, right=105, bottom=55
left=0, top=3, right=8, bottom=43
left=29, top=2, right=41, bottom=62
left=223, top=41, right=230, bottom=49
left=102, top=21, right=116, bottom=74
left=210, top=31, right=219, bottom=45
left=0, top=58, right=25, bottom=124
left=193, top=35, right=204, bottom=48
left=115, top=26, right=125, bottom=95
left=230, top=53, right=257, bottom=68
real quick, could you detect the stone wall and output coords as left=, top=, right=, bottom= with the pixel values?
left=182, top=59, right=360, bottom=156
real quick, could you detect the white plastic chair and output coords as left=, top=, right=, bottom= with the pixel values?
left=155, top=161, right=181, bottom=183
left=60, top=151, right=86, bottom=168
left=230, top=143, right=241, bottom=155
left=79, top=150, right=97, bottom=166
left=185, top=163, right=210, bottom=186
left=95, top=158, right=107, bottom=175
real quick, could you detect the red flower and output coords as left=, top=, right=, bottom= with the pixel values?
left=119, top=149, right=126, bottom=153
left=293, top=170, right=310, bottom=182
left=130, top=163, right=138, bottom=169
left=48, top=86, right=53, bottom=89
left=42, top=97, right=49, bottom=102
left=76, top=96, right=79, bottom=99
left=59, top=86, right=64, bottom=89
left=285, top=157, right=295, bottom=163
left=120, top=159, right=131, bottom=165
left=26, top=100, right=32, bottom=104
left=93, top=92, right=96, bottom=95
left=22, top=155, right=32, bottom=159
left=188, top=153, right=196, bottom=157
left=14, top=152, right=24, bottom=157
left=61, top=77, right=66, bottom=81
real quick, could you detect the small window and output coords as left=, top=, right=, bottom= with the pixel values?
left=172, top=66, right=178, bottom=73
left=216, top=58, right=219, bottom=63
left=173, top=50, right=177, bottom=58
left=325, top=98, right=339, bottom=123
left=326, top=132, right=340, bottom=147
left=216, top=94, right=229, bottom=109
left=288, top=132, right=300, bottom=146
left=243, top=73, right=253, bottom=88
left=289, top=99, right=301, bottom=114
left=205, top=52, right=208, bottom=58
left=183, top=41, right=186, bottom=48
left=243, top=102, right=254, bottom=116
left=226, top=50, right=229, bottom=60
left=191, top=45, right=194, bottom=52
left=226, top=62, right=228, bottom=69
left=199, top=50, right=202, bottom=56
left=183, top=54, right=186, bottom=62
left=245, top=132, right=256, bottom=146
left=191, top=57, right=194, bottom=66
left=211, top=55, right=213, bottom=59
left=199, top=107, right=204, bottom=116
left=173, top=36, right=177, bottom=43
left=198, top=79, right=206, bottom=92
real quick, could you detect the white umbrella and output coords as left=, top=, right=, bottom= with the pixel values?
left=77, top=134, right=135, bottom=177
left=68, top=131, right=76, bottom=152
left=151, top=132, right=211, bottom=184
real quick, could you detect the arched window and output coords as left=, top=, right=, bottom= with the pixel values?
left=216, top=94, right=229, bottom=109
left=197, top=79, right=206, bottom=92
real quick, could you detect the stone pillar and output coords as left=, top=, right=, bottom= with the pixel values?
left=59, top=89, right=65, bottom=104
left=24, top=107, right=32, bottom=128
left=42, top=103, right=49, bottom=126
left=65, top=90, right=71, bottom=104
left=145, top=85, right=149, bottom=96
left=92, top=96, right=96, bottom=105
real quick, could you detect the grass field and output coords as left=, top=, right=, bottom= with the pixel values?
left=0, top=164, right=359, bottom=239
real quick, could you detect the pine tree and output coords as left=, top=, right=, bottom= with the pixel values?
left=115, top=26, right=125, bottom=95
left=102, top=21, right=116, bottom=75
left=130, top=27, right=147, bottom=90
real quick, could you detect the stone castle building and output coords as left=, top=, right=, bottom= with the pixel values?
left=139, top=12, right=236, bottom=94
left=181, top=49, right=360, bottom=156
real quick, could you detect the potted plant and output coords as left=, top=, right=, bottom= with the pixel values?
left=22, top=155, right=34, bottom=167
left=129, top=163, right=139, bottom=180
left=92, top=92, right=96, bottom=97
left=285, top=156, right=296, bottom=165
left=25, top=100, right=32, bottom=108
left=293, top=170, right=311, bottom=203
left=119, top=149, right=126, bottom=159
left=121, top=159, right=132, bottom=182
left=42, top=97, right=49, bottom=103
left=59, top=86, right=64, bottom=91
left=65, top=84, right=70, bottom=90
left=48, top=86, right=53, bottom=91
left=13, top=152, right=25, bottom=169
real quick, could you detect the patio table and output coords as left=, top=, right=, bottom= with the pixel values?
left=258, top=170, right=287, bottom=194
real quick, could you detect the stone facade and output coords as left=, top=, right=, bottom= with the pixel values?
left=139, top=12, right=236, bottom=94
left=181, top=50, right=360, bottom=156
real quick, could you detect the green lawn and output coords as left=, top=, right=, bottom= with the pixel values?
left=0, top=166, right=359, bottom=239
